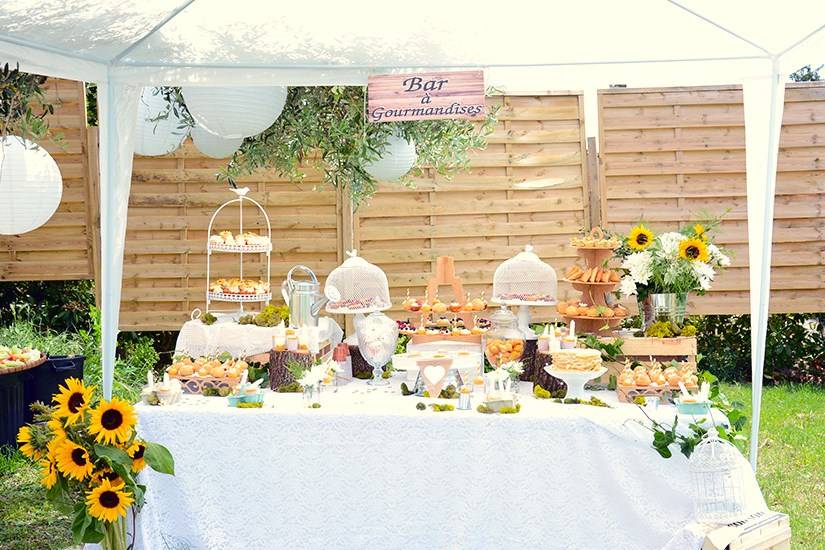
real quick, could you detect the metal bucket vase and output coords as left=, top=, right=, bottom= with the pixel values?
left=651, top=293, right=688, bottom=324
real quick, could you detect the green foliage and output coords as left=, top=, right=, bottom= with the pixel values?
left=0, top=280, right=95, bottom=332
left=581, top=335, right=624, bottom=362
left=200, top=312, right=217, bottom=325
left=415, top=402, right=426, bottom=411
left=789, top=64, right=822, bottom=82
left=275, top=381, right=303, bottom=393
left=640, top=371, right=747, bottom=459
left=243, top=305, right=289, bottom=327
left=210, top=86, right=496, bottom=206
left=533, top=384, right=565, bottom=399
left=430, top=403, right=455, bottom=412
left=0, top=63, right=56, bottom=141
left=692, top=314, right=825, bottom=384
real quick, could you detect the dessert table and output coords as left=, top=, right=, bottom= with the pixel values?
left=128, top=378, right=764, bottom=550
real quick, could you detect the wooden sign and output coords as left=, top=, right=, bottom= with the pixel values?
left=367, top=70, right=485, bottom=123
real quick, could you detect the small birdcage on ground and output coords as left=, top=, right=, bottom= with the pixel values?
left=324, top=250, right=391, bottom=314
left=492, top=245, right=557, bottom=337
left=689, top=430, right=748, bottom=524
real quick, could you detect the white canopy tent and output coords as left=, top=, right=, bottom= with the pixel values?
left=2, top=0, right=824, bottom=469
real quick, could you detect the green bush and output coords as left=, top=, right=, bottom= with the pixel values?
left=692, top=314, right=825, bottom=384
left=0, top=280, right=95, bottom=332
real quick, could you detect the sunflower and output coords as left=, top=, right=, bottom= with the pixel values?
left=55, top=440, right=94, bottom=480
left=127, top=441, right=147, bottom=473
left=39, top=457, right=59, bottom=489
left=89, top=398, right=136, bottom=446
left=47, top=416, right=67, bottom=442
left=16, top=426, right=42, bottom=460
left=53, top=378, right=94, bottom=425
left=627, top=224, right=654, bottom=251
left=86, top=478, right=134, bottom=523
left=91, top=467, right=123, bottom=486
left=693, top=223, right=707, bottom=240
left=679, top=237, right=710, bottom=262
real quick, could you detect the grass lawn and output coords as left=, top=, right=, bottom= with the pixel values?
left=1, top=383, right=822, bottom=550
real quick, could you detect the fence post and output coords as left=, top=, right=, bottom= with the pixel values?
left=586, top=136, right=601, bottom=229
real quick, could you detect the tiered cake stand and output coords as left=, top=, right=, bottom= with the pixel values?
left=560, top=234, right=627, bottom=334
left=205, top=187, right=272, bottom=314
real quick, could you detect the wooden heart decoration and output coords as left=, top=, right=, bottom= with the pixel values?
left=417, top=358, right=452, bottom=399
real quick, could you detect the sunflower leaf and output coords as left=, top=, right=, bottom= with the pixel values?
left=94, top=444, right=132, bottom=469
left=81, top=518, right=105, bottom=544
left=144, top=442, right=175, bottom=475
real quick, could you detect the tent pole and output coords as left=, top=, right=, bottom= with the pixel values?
left=97, top=77, right=140, bottom=399
left=742, top=60, right=786, bottom=470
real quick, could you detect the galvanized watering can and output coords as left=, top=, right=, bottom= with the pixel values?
left=281, top=265, right=327, bottom=328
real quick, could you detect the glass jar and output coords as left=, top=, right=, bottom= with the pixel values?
left=484, top=306, right=526, bottom=367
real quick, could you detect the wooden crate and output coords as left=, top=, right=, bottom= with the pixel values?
left=703, top=512, right=791, bottom=550
left=598, top=335, right=697, bottom=383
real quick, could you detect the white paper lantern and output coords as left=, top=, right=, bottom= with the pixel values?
left=364, top=135, right=417, bottom=182
left=181, top=86, right=288, bottom=139
left=191, top=125, right=243, bottom=159
left=0, top=136, right=63, bottom=235
left=134, top=87, right=188, bottom=157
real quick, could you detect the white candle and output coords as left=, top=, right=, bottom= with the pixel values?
left=147, top=370, right=154, bottom=389
left=569, top=320, right=576, bottom=339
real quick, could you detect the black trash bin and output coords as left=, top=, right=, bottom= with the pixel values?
left=0, top=367, right=30, bottom=448
left=23, top=355, right=86, bottom=423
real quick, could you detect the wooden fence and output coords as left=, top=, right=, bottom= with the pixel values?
left=0, top=79, right=96, bottom=282
left=2, top=79, right=824, bottom=329
left=598, top=83, right=825, bottom=314
left=353, top=92, right=589, bottom=324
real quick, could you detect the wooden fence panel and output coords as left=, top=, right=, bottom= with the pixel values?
left=354, top=93, right=590, bottom=324
left=120, top=150, right=342, bottom=330
left=0, top=78, right=94, bottom=281
left=598, top=83, right=825, bottom=314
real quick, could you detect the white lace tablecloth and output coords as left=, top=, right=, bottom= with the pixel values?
left=175, top=317, right=343, bottom=357
left=128, top=380, right=765, bottom=550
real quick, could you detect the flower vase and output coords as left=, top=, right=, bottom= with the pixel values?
left=101, top=516, right=127, bottom=550
left=650, top=293, right=688, bottom=324
left=638, top=295, right=655, bottom=330
left=303, top=384, right=320, bottom=407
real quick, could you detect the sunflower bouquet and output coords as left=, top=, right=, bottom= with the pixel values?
left=16, top=378, right=174, bottom=550
left=615, top=220, right=731, bottom=300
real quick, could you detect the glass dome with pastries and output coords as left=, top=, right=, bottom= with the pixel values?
left=492, top=244, right=558, bottom=306
left=324, top=250, right=392, bottom=314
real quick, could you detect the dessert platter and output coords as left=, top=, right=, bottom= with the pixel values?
left=559, top=227, right=628, bottom=334
left=399, top=256, right=490, bottom=344
left=544, top=348, right=607, bottom=400
left=206, top=187, right=271, bottom=313
left=616, top=359, right=699, bottom=403
left=209, top=230, right=271, bottom=253
left=166, top=354, right=251, bottom=394
left=492, top=244, right=558, bottom=338
left=208, top=278, right=272, bottom=302
left=324, top=250, right=392, bottom=314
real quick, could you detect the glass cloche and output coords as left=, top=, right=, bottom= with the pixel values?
left=492, top=245, right=557, bottom=305
left=484, top=306, right=525, bottom=367
left=324, top=250, right=391, bottom=314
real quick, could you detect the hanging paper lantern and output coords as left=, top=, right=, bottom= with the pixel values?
left=364, top=135, right=417, bottom=182
left=134, top=87, right=188, bottom=157
left=181, top=86, right=288, bottom=139
left=0, top=136, right=63, bottom=235
left=191, top=125, right=243, bottom=159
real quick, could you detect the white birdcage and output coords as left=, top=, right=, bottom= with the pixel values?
left=689, top=430, right=749, bottom=524
left=492, top=245, right=557, bottom=305
left=324, top=250, right=391, bottom=314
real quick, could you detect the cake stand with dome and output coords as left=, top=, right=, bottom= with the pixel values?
left=325, top=251, right=394, bottom=385
left=205, top=187, right=272, bottom=315
left=492, top=245, right=558, bottom=339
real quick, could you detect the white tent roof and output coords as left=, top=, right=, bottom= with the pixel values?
left=2, top=1, right=824, bottom=470
left=2, top=1, right=824, bottom=85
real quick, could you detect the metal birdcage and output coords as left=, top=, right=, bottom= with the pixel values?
left=324, top=250, right=391, bottom=314
left=689, top=430, right=748, bottom=524
left=492, top=245, right=557, bottom=305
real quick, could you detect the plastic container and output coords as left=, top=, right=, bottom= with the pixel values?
left=674, top=398, right=711, bottom=415
left=0, top=370, right=27, bottom=447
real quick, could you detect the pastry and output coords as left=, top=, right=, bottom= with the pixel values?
left=550, top=349, right=602, bottom=371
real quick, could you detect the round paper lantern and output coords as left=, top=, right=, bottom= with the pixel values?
left=0, top=136, right=63, bottom=235
left=364, top=135, right=417, bottom=182
left=191, top=125, right=243, bottom=159
left=181, top=86, right=288, bottom=139
left=134, top=87, right=187, bottom=157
